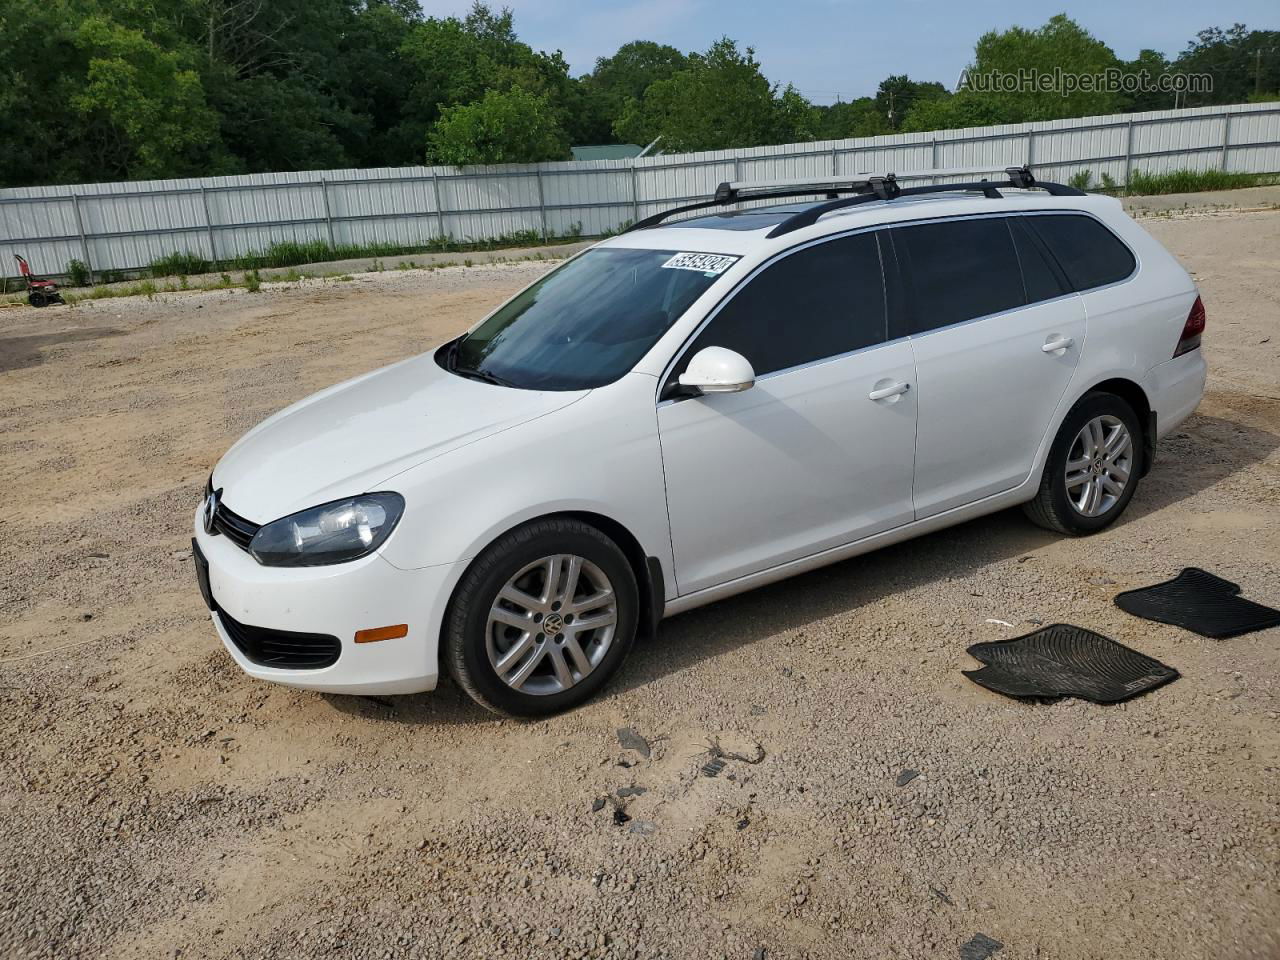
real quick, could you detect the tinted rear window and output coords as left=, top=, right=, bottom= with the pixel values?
left=1028, top=214, right=1136, bottom=291
left=894, top=218, right=1025, bottom=334
left=1010, top=216, right=1067, bottom=303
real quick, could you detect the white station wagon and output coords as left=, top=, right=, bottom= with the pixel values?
left=193, top=166, right=1207, bottom=715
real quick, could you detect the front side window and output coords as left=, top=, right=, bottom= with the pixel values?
left=894, top=217, right=1025, bottom=334
left=448, top=248, right=734, bottom=390
left=672, top=231, right=887, bottom=383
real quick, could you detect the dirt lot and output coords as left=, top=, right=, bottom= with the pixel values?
left=1, top=204, right=1279, bottom=960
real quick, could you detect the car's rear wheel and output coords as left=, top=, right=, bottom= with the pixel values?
left=443, top=518, right=638, bottom=716
left=1023, top=392, right=1143, bottom=536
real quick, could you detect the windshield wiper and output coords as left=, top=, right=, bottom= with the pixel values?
left=443, top=338, right=517, bottom=387
left=453, top=364, right=519, bottom=388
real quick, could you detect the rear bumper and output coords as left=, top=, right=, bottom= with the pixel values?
left=193, top=507, right=464, bottom=695
left=1143, top=349, right=1207, bottom=440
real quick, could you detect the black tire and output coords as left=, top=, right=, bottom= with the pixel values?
left=1023, top=391, right=1143, bottom=536
left=28, top=291, right=47, bottom=308
left=443, top=518, right=639, bottom=717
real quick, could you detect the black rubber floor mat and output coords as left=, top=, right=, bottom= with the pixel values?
left=964, top=624, right=1178, bottom=703
left=959, top=933, right=1003, bottom=960
left=1114, top=567, right=1280, bottom=639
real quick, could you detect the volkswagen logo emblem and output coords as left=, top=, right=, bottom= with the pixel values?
left=203, top=488, right=220, bottom=536
left=542, top=613, right=564, bottom=637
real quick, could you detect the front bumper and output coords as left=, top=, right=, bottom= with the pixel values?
left=193, top=506, right=463, bottom=695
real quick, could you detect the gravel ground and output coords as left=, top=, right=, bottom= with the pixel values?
left=1, top=202, right=1278, bottom=960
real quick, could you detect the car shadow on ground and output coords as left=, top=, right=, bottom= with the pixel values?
left=1123, top=412, right=1279, bottom=519
left=0, top=327, right=122, bottom=374
left=325, top=408, right=1278, bottom=725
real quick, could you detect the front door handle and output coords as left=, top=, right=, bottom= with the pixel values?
left=868, top=381, right=911, bottom=401
left=1042, top=336, right=1075, bottom=353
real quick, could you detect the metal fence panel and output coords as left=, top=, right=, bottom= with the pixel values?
left=2, top=102, right=1278, bottom=284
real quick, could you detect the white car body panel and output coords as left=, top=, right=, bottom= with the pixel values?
left=195, top=187, right=1206, bottom=696
left=213, top=352, right=587, bottom=523
left=194, top=505, right=461, bottom=694
left=658, top=340, right=917, bottom=593
left=909, top=292, right=1087, bottom=517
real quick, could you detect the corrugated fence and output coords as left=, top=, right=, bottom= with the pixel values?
left=2, top=101, right=1278, bottom=284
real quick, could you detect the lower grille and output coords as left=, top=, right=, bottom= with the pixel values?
left=216, top=605, right=341, bottom=670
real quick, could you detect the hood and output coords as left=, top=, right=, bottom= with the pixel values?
left=213, top=352, right=587, bottom=523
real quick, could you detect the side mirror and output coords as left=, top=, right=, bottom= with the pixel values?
left=677, top=346, right=755, bottom=396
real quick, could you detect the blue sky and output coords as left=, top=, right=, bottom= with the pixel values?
left=417, top=0, right=1278, bottom=101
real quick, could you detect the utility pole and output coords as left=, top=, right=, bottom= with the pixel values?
left=1258, top=49, right=1264, bottom=97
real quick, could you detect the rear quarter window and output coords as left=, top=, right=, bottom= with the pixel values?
left=1028, top=214, right=1136, bottom=291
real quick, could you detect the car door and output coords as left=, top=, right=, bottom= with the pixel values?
left=656, top=230, right=917, bottom=595
left=893, top=215, right=1086, bottom=518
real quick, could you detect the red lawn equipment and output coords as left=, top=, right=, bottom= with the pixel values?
left=14, top=254, right=65, bottom=307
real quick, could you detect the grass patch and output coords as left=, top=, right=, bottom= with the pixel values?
left=1064, top=167, right=1274, bottom=198
left=1123, top=169, right=1262, bottom=196
left=149, top=250, right=211, bottom=277
left=65, top=279, right=159, bottom=303
left=0, top=234, right=572, bottom=308
left=1062, top=167, right=1277, bottom=198
left=66, top=259, right=91, bottom=287
left=142, top=228, right=578, bottom=280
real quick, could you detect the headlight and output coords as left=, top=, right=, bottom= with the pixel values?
left=248, top=493, right=404, bottom=567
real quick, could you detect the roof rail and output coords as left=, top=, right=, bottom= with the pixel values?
left=625, top=173, right=896, bottom=232
left=765, top=166, right=1085, bottom=237
left=624, top=165, right=1085, bottom=234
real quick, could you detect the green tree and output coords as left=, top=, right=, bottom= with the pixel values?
left=811, top=98, right=892, bottom=140
left=1173, top=25, right=1280, bottom=106
left=71, top=19, right=219, bottom=179
left=586, top=41, right=688, bottom=141
left=400, top=3, right=601, bottom=154
left=333, top=1, right=425, bottom=165
left=0, top=0, right=226, bottom=185
left=1119, top=48, right=1174, bottom=112
left=874, top=75, right=949, bottom=130
left=614, top=38, right=814, bottom=151
left=0, top=0, right=84, bottom=185
left=903, top=15, right=1124, bottom=131
left=427, top=87, right=569, bottom=165
left=193, top=0, right=373, bottom=173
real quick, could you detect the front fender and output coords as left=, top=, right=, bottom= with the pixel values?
left=376, top=373, right=675, bottom=599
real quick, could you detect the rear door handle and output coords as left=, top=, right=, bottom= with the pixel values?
left=1042, top=336, right=1075, bottom=353
left=868, top=381, right=911, bottom=401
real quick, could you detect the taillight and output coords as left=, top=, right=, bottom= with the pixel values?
left=1174, top=295, right=1205, bottom=358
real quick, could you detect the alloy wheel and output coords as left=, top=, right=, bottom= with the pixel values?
left=485, top=554, right=618, bottom=695
left=1064, top=414, right=1133, bottom=517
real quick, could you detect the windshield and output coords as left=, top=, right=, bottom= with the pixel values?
left=445, top=247, right=737, bottom=390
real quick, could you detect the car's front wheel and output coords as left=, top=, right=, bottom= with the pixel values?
left=1024, top=391, right=1143, bottom=536
left=443, top=518, right=639, bottom=716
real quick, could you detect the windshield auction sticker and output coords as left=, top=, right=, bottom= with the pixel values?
left=661, top=252, right=740, bottom=276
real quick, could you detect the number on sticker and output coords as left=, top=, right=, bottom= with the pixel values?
left=661, top=252, right=739, bottom=275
